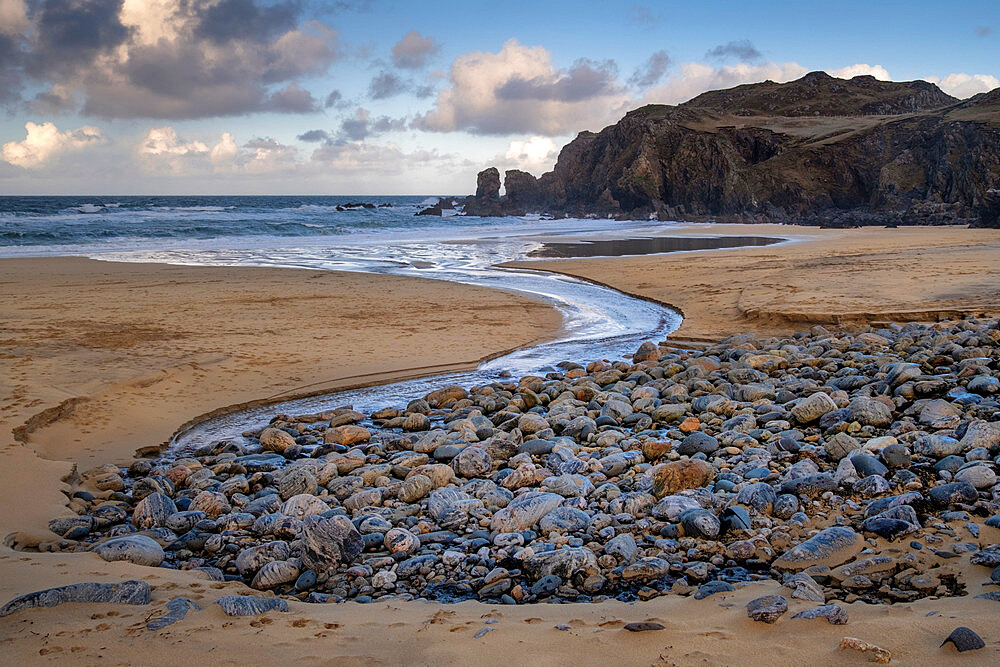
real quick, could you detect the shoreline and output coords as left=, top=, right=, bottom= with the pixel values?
left=509, top=223, right=1000, bottom=340
left=0, top=256, right=564, bottom=535
left=3, top=227, right=1000, bottom=664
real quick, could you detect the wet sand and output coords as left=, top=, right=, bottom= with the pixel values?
left=512, top=224, right=1000, bottom=341
left=2, top=228, right=1000, bottom=665
left=0, top=257, right=562, bottom=538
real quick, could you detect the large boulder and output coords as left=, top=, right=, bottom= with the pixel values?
left=300, top=515, right=364, bottom=572
left=772, top=526, right=863, bottom=571
left=464, top=168, right=504, bottom=216
left=489, top=492, right=563, bottom=532
left=93, top=535, right=164, bottom=567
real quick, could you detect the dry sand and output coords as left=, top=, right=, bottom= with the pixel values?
left=512, top=223, right=1000, bottom=342
left=2, top=228, right=1000, bottom=665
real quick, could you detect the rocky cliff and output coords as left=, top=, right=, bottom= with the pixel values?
left=464, top=72, right=1000, bottom=226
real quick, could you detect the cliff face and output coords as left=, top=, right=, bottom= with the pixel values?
left=469, top=72, right=1000, bottom=226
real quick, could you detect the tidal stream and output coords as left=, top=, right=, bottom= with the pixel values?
left=124, top=223, right=784, bottom=455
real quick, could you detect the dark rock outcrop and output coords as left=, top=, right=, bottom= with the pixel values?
left=464, top=167, right=504, bottom=216
left=973, top=189, right=1000, bottom=228
left=467, top=72, right=1000, bottom=225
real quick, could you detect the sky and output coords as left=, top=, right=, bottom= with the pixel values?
left=0, top=0, right=997, bottom=195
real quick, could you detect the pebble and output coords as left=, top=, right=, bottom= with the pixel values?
left=41, top=318, right=1000, bottom=609
left=624, top=622, right=665, bottom=632
left=746, top=595, right=788, bottom=623
left=940, top=627, right=985, bottom=652
left=792, top=604, right=848, bottom=625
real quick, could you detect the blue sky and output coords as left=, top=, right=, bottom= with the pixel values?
left=0, top=0, right=997, bottom=194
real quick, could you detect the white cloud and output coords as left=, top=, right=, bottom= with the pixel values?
left=136, top=126, right=210, bottom=173
left=828, top=63, right=892, bottom=80
left=924, top=73, right=1000, bottom=99
left=139, top=127, right=209, bottom=157
left=502, top=136, right=560, bottom=172
left=641, top=61, right=809, bottom=105
left=210, top=132, right=239, bottom=166
left=2, top=121, right=103, bottom=168
left=415, top=38, right=631, bottom=135
left=137, top=127, right=300, bottom=175
left=14, top=0, right=336, bottom=119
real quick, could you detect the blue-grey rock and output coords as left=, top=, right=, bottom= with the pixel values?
left=93, top=535, right=164, bottom=566
left=490, top=492, right=563, bottom=532
left=779, top=473, right=836, bottom=497
left=928, top=481, right=978, bottom=506
left=865, top=492, right=923, bottom=518
left=251, top=559, right=300, bottom=590
left=773, top=494, right=799, bottom=519
left=540, top=474, right=594, bottom=498
left=772, top=526, right=863, bottom=571
left=848, top=398, right=893, bottom=427
left=397, top=555, right=438, bottom=578
left=0, top=580, right=151, bottom=617
left=49, top=516, right=94, bottom=539
left=721, top=506, right=752, bottom=535
left=681, top=508, right=720, bottom=538
left=677, top=431, right=719, bottom=456
left=651, top=494, right=700, bottom=522
left=608, top=491, right=655, bottom=516
left=694, top=580, right=734, bottom=599
left=604, top=533, right=638, bottom=561
left=539, top=506, right=590, bottom=533
left=132, top=492, right=177, bottom=529
left=621, top=556, right=671, bottom=580
left=235, top=541, right=291, bottom=577
left=300, top=515, right=363, bottom=572
left=746, top=594, right=787, bottom=623
left=849, top=454, right=888, bottom=478
left=940, top=627, right=986, bottom=652
left=861, top=516, right=919, bottom=540
left=792, top=604, right=848, bottom=625
left=530, top=574, right=562, bottom=597
left=791, top=392, right=837, bottom=424
left=146, top=597, right=201, bottom=630
left=737, top=482, right=776, bottom=514
left=970, top=546, right=1000, bottom=568
left=525, top=547, right=598, bottom=580
left=782, top=573, right=824, bottom=602
left=215, top=595, right=288, bottom=616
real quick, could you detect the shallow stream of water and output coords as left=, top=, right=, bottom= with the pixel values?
left=154, top=224, right=788, bottom=454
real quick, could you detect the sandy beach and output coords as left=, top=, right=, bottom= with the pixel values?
left=513, top=224, right=1000, bottom=341
left=2, top=226, right=1000, bottom=665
